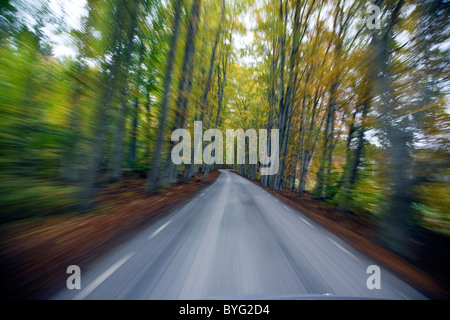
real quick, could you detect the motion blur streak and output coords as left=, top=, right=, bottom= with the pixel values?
left=53, top=170, right=426, bottom=300
left=0, top=0, right=449, bottom=300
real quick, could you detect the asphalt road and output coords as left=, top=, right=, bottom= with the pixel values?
left=53, top=169, right=427, bottom=300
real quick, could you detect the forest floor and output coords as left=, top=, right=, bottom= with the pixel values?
left=243, top=175, right=450, bottom=299
left=0, top=170, right=219, bottom=300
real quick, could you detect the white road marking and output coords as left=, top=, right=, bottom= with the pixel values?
left=300, top=217, right=315, bottom=228
left=328, top=238, right=361, bottom=263
left=200, top=193, right=205, bottom=196
left=394, top=288, right=410, bottom=300
left=149, top=221, right=171, bottom=240
left=73, top=253, right=134, bottom=300
left=283, top=205, right=291, bottom=212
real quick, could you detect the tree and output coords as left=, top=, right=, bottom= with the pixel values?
left=146, top=0, right=184, bottom=193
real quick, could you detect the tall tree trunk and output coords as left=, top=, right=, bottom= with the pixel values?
left=146, top=0, right=183, bottom=193
left=109, top=3, right=138, bottom=182
left=144, top=84, right=152, bottom=168
left=314, top=78, right=338, bottom=199
left=262, top=26, right=278, bottom=187
left=204, top=30, right=230, bottom=179
left=312, top=1, right=344, bottom=199
left=369, top=0, right=413, bottom=254
left=202, top=0, right=225, bottom=179
left=61, top=60, right=84, bottom=182
left=168, top=0, right=201, bottom=183
left=339, top=99, right=369, bottom=211
left=61, top=2, right=97, bottom=183
left=271, top=0, right=287, bottom=190
left=80, top=0, right=127, bottom=208
left=128, top=40, right=146, bottom=171
left=275, top=0, right=315, bottom=191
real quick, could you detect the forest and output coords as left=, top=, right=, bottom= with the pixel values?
left=0, top=0, right=449, bottom=298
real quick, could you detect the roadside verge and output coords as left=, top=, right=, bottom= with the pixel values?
left=238, top=173, right=448, bottom=299
left=0, top=170, right=219, bottom=299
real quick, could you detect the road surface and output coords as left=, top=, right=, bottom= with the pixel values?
left=53, top=169, right=427, bottom=299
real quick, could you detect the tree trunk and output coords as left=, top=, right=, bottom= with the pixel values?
left=144, top=85, right=152, bottom=168
left=369, top=0, right=413, bottom=254
left=167, top=0, right=201, bottom=184
left=80, top=0, right=127, bottom=208
left=202, top=0, right=225, bottom=179
left=261, top=28, right=278, bottom=186
left=204, top=29, right=230, bottom=179
left=146, top=0, right=183, bottom=193
left=272, top=0, right=287, bottom=190
left=109, top=3, right=138, bottom=182
left=314, top=80, right=338, bottom=199
left=61, top=61, right=84, bottom=182
left=128, top=40, right=146, bottom=171
left=340, top=100, right=369, bottom=203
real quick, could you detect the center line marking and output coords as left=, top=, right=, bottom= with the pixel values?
left=300, top=217, right=314, bottom=228
left=149, top=221, right=171, bottom=240
left=329, top=238, right=361, bottom=263
left=73, top=252, right=134, bottom=300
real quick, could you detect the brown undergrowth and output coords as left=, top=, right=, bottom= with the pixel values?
left=0, top=170, right=219, bottom=300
